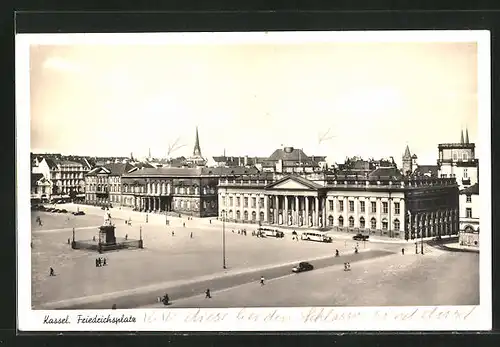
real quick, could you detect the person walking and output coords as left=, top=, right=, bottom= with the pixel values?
left=172, top=231, right=175, bottom=237
left=49, top=267, right=55, bottom=276
left=260, top=276, right=265, bottom=286
left=205, top=289, right=212, bottom=299
left=103, top=258, right=107, bottom=266
left=190, top=232, right=193, bottom=239
left=125, top=234, right=128, bottom=240
left=335, top=249, right=339, bottom=257
left=401, top=248, right=405, bottom=255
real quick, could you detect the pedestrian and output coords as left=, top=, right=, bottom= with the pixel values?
left=183, top=223, right=185, bottom=228
left=354, top=247, right=359, bottom=254
left=95, top=258, right=99, bottom=267
left=232, top=229, right=234, bottom=233
left=163, top=293, right=170, bottom=305
left=97, top=258, right=102, bottom=267
left=92, top=236, right=96, bottom=241
left=172, top=231, right=175, bottom=237
left=343, top=262, right=347, bottom=271
left=401, top=248, right=405, bottom=255
left=347, top=262, right=351, bottom=271
left=103, top=258, right=107, bottom=266
left=205, top=289, right=211, bottom=299
left=125, top=234, right=128, bottom=240
left=49, top=267, right=55, bottom=276
left=335, top=249, right=339, bottom=257
left=260, top=276, right=265, bottom=286
left=209, top=219, right=212, bottom=224
left=190, top=232, right=193, bottom=239
left=67, top=238, right=70, bottom=245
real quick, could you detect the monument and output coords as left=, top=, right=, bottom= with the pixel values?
left=99, top=210, right=116, bottom=246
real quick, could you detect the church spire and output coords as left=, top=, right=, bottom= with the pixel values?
left=403, top=144, right=411, bottom=159
left=460, top=130, right=464, bottom=144
left=193, top=126, right=202, bottom=157
left=465, top=127, right=470, bottom=144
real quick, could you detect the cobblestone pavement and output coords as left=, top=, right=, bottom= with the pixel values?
left=143, top=248, right=479, bottom=308
left=32, top=209, right=396, bottom=308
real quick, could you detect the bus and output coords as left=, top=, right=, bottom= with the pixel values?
left=300, top=232, right=332, bottom=243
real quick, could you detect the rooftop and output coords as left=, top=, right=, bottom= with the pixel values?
left=460, top=183, right=479, bottom=195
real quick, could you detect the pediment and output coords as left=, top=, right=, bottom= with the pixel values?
left=266, top=177, right=317, bottom=191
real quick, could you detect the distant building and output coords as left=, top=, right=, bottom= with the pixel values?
left=31, top=173, right=51, bottom=203
left=32, top=157, right=90, bottom=201
left=212, top=154, right=266, bottom=168
left=437, top=128, right=479, bottom=190
left=459, top=183, right=479, bottom=247
left=84, top=163, right=135, bottom=206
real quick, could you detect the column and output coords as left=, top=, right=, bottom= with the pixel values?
left=322, top=197, right=326, bottom=228
left=377, top=198, right=382, bottom=232
left=264, top=195, right=269, bottom=223
left=256, top=194, right=261, bottom=223
left=284, top=195, right=289, bottom=226
left=305, top=196, right=309, bottom=226
left=295, top=196, right=299, bottom=226
left=343, top=197, right=348, bottom=229
left=315, top=197, right=319, bottom=227
left=274, top=195, right=279, bottom=224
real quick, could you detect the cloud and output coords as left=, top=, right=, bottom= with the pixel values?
left=42, top=57, right=83, bottom=73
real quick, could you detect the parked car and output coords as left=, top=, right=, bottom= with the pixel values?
left=60, top=209, right=68, bottom=213
left=73, top=211, right=85, bottom=216
left=292, top=262, right=314, bottom=273
left=353, top=233, right=369, bottom=241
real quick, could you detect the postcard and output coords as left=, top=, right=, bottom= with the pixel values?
left=16, top=30, right=491, bottom=331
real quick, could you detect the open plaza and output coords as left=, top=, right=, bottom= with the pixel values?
left=31, top=203, right=479, bottom=310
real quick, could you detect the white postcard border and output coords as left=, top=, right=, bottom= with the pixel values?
left=16, top=30, right=492, bottom=332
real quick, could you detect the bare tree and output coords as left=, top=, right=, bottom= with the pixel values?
left=318, top=127, right=336, bottom=144
left=167, top=137, right=187, bottom=157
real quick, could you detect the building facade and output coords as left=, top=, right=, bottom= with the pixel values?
left=120, top=167, right=258, bottom=217
left=32, top=157, right=90, bottom=201
left=459, top=183, right=479, bottom=247
left=31, top=173, right=52, bottom=202
left=218, top=167, right=459, bottom=239
left=85, top=163, right=135, bottom=206
left=437, top=129, right=479, bottom=190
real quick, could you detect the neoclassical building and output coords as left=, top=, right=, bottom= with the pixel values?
left=121, top=166, right=258, bottom=217
left=218, top=167, right=459, bottom=240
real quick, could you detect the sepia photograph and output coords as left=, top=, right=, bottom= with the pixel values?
left=16, top=31, right=491, bottom=331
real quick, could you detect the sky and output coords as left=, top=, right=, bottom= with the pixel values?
left=28, top=38, right=479, bottom=166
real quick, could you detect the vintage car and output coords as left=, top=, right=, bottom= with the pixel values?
left=292, top=262, right=314, bottom=273
left=353, top=233, right=369, bottom=241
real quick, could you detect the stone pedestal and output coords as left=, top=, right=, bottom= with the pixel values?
left=99, top=225, right=116, bottom=245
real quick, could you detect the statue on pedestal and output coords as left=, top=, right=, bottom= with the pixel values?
left=103, top=210, right=112, bottom=226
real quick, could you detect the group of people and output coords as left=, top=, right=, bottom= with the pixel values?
left=234, top=229, right=247, bottom=236
left=95, top=257, right=107, bottom=267
left=343, top=262, right=351, bottom=271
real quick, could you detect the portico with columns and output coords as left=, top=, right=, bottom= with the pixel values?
left=264, top=176, right=327, bottom=228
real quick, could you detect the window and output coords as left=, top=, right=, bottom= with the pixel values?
left=339, top=201, right=344, bottom=212
left=329, top=200, right=334, bottom=211
left=466, top=208, right=472, bottom=218
left=244, top=197, right=248, bottom=208
left=382, top=202, right=388, bottom=214
left=236, top=210, right=241, bottom=220
left=382, top=219, right=388, bottom=230
left=453, top=153, right=458, bottom=161
left=394, top=202, right=400, bottom=215
left=360, top=217, right=365, bottom=229
left=338, top=216, right=344, bottom=227
left=259, top=198, right=264, bottom=208
left=229, top=197, right=233, bottom=206
left=394, top=219, right=400, bottom=231
left=371, top=201, right=377, bottom=213
left=251, top=197, right=256, bottom=208
left=463, top=153, right=468, bottom=161
left=371, top=217, right=377, bottom=229
left=236, top=197, right=240, bottom=207
left=348, top=216, right=354, bottom=228
left=244, top=210, right=248, bottom=220
left=222, top=196, right=226, bottom=207
left=360, top=201, right=365, bottom=213
left=252, top=211, right=256, bottom=221
left=349, top=201, right=354, bottom=212
left=466, top=194, right=472, bottom=203
left=328, top=215, right=334, bottom=226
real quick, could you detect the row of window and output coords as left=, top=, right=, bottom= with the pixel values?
left=329, top=200, right=400, bottom=214
left=332, top=216, right=399, bottom=230
left=222, top=196, right=265, bottom=208
left=221, top=209, right=265, bottom=221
